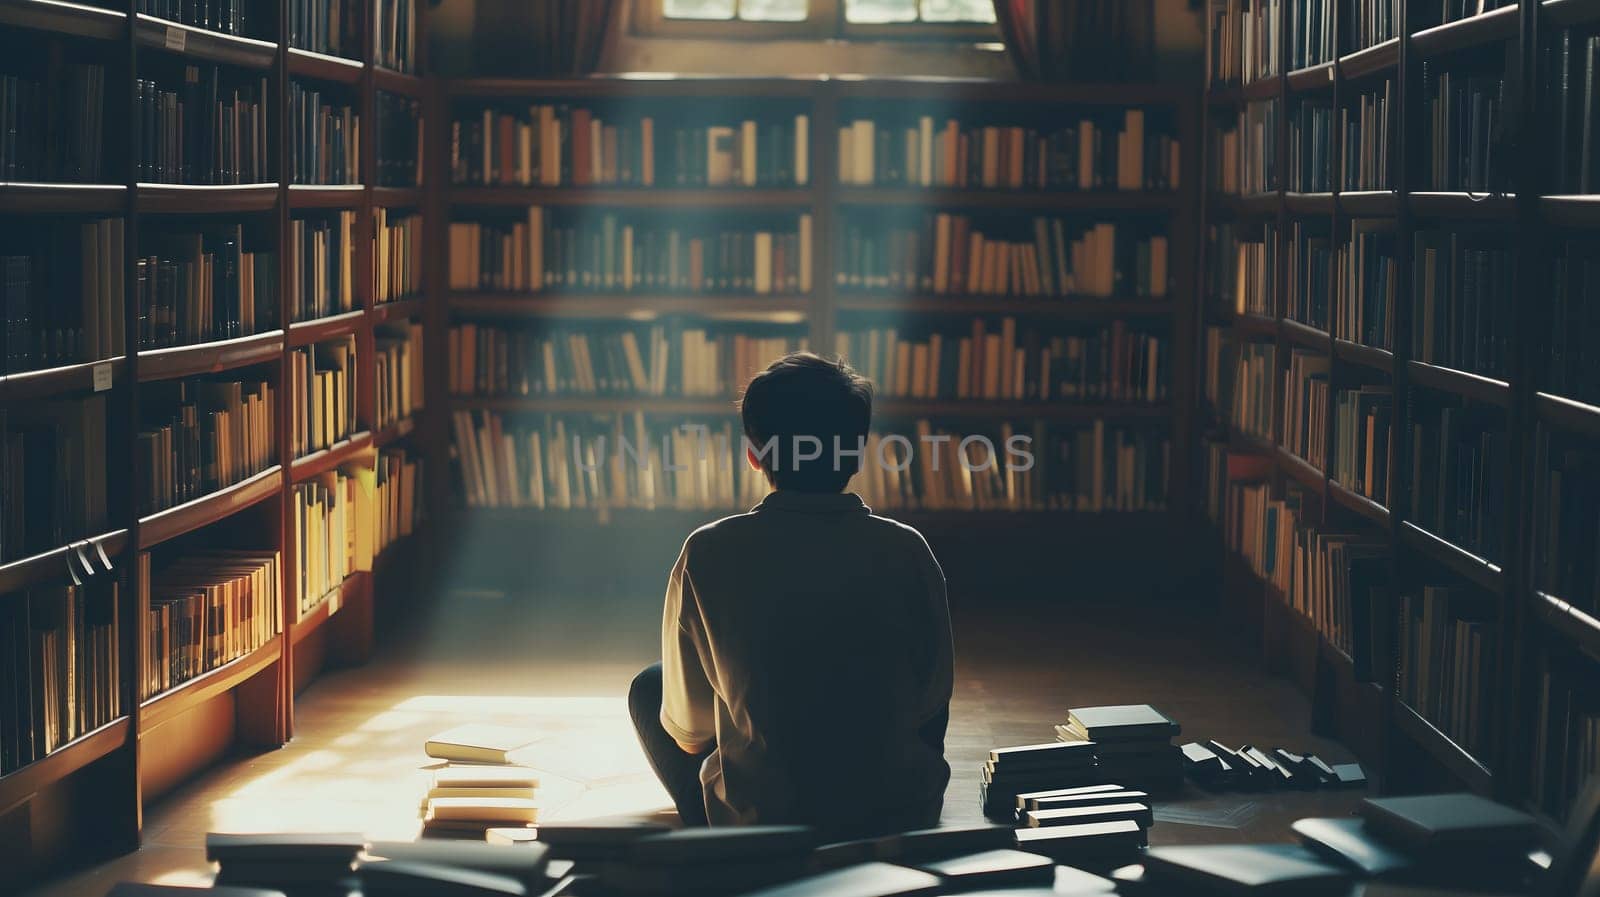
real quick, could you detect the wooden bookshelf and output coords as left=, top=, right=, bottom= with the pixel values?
left=0, top=0, right=431, bottom=885
left=1200, top=0, right=1600, bottom=823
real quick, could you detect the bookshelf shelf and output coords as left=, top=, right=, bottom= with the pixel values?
left=0, top=182, right=127, bottom=214
left=139, top=639, right=281, bottom=734
left=287, top=184, right=366, bottom=209
left=1, top=356, right=125, bottom=402
left=132, top=14, right=277, bottom=69
left=449, top=293, right=810, bottom=323
left=1338, top=191, right=1400, bottom=217
left=0, top=718, right=129, bottom=817
left=834, top=295, right=1175, bottom=319
left=445, top=76, right=820, bottom=100
left=1329, top=480, right=1391, bottom=527
left=287, top=47, right=364, bottom=85
left=1534, top=393, right=1600, bottom=440
left=137, top=331, right=284, bottom=381
left=1394, top=699, right=1493, bottom=792
left=1406, top=360, right=1511, bottom=407
left=447, top=187, right=813, bottom=208
left=373, top=66, right=424, bottom=97
left=288, top=309, right=367, bottom=346
left=1221, top=193, right=1279, bottom=216
left=1207, top=86, right=1242, bottom=106
left=1539, top=195, right=1600, bottom=227
left=1534, top=591, right=1600, bottom=662
left=0, top=529, right=128, bottom=597
left=1286, top=62, right=1336, bottom=93
left=1341, top=38, right=1401, bottom=80
left=1399, top=521, right=1504, bottom=593
left=454, top=395, right=738, bottom=415
left=0, top=0, right=125, bottom=40
left=373, top=415, right=416, bottom=448
left=1285, top=192, right=1334, bottom=215
left=290, top=432, right=374, bottom=483
left=1282, top=318, right=1328, bottom=349
left=1276, top=446, right=1326, bottom=493
left=292, top=574, right=365, bottom=644
left=1543, top=0, right=1600, bottom=27
left=1235, top=314, right=1278, bottom=339
left=138, top=466, right=284, bottom=549
left=1333, top=339, right=1394, bottom=373
left=875, top=400, right=1171, bottom=421
left=1241, top=78, right=1281, bottom=101
left=1410, top=192, right=1517, bottom=219
left=136, top=183, right=281, bottom=215
left=372, top=297, right=424, bottom=324
left=1410, top=5, right=1519, bottom=59
left=832, top=79, right=1184, bottom=104
left=836, top=188, right=1179, bottom=211
left=371, top=186, right=423, bottom=207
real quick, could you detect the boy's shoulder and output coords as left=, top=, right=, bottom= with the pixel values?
left=682, top=506, right=933, bottom=557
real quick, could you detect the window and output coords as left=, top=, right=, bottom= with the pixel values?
left=641, top=0, right=998, bottom=39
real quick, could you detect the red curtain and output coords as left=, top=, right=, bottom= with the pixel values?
left=474, top=0, right=618, bottom=77
left=991, top=0, right=1154, bottom=82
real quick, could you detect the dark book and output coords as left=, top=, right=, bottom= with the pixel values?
left=1027, top=790, right=1150, bottom=814
left=811, top=838, right=881, bottom=870
left=206, top=832, right=366, bottom=864
left=358, top=859, right=526, bottom=897
left=604, top=856, right=811, bottom=895
left=1012, top=819, right=1145, bottom=860
left=1333, top=763, right=1368, bottom=787
left=1026, top=801, right=1152, bottom=829
left=990, top=740, right=1099, bottom=768
left=1141, top=844, right=1350, bottom=896
left=912, top=848, right=1054, bottom=888
left=1181, top=742, right=1225, bottom=775
left=1358, top=794, right=1539, bottom=855
left=627, top=825, right=814, bottom=865
left=535, top=820, right=670, bottom=855
left=730, top=861, right=942, bottom=897
left=1014, top=783, right=1128, bottom=813
left=1063, top=705, right=1180, bottom=741
left=364, top=841, right=551, bottom=887
left=1292, top=817, right=1415, bottom=878
left=877, top=825, right=1014, bottom=862
left=107, top=885, right=285, bottom=897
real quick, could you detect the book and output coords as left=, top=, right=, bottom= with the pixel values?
left=292, top=469, right=362, bottom=617
left=875, top=825, right=1014, bottom=862
left=1358, top=794, right=1540, bottom=855
left=1410, top=230, right=1514, bottom=381
left=1292, top=817, right=1414, bottom=879
left=1013, top=782, right=1128, bottom=813
left=287, top=0, right=361, bottom=56
left=432, top=766, right=539, bottom=789
left=1141, top=844, right=1350, bottom=896
left=377, top=91, right=424, bottom=188
left=364, top=840, right=551, bottom=886
left=375, top=448, right=423, bottom=554
left=376, top=209, right=424, bottom=303
left=0, top=581, right=121, bottom=774
left=135, top=0, right=260, bottom=36
left=1026, top=790, right=1150, bottom=815
left=534, top=821, right=671, bottom=859
left=424, top=797, right=539, bottom=825
left=1062, top=706, right=1180, bottom=741
left=141, top=551, right=282, bottom=700
left=358, top=859, right=524, bottom=897
left=912, top=848, right=1054, bottom=888
left=627, top=826, right=815, bottom=864
left=0, top=65, right=107, bottom=183
left=373, top=0, right=417, bottom=72
left=1026, top=801, right=1153, bottom=829
left=289, top=212, right=358, bottom=322
left=1011, top=819, right=1146, bottom=860
left=289, top=80, right=361, bottom=186
left=290, top=336, right=358, bottom=458
left=1341, top=80, right=1395, bottom=191
left=0, top=219, right=126, bottom=374
left=1422, top=50, right=1514, bottom=192
left=728, top=862, right=942, bottom=897
left=376, top=322, right=424, bottom=430
left=206, top=832, right=366, bottom=863
left=135, top=68, right=270, bottom=185
left=424, top=724, right=538, bottom=763
left=138, top=223, right=276, bottom=350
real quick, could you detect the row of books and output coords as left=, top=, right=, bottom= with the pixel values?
left=835, top=111, right=1181, bottom=191
left=1, top=218, right=126, bottom=374
left=1231, top=340, right=1278, bottom=440
left=1286, top=222, right=1331, bottom=330
left=1337, top=223, right=1396, bottom=349
left=289, top=338, right=357, bottom=459
left=1532, top=426, right=1599, bottom=615
left=1232, top=101, right=1278, bottom=195
left=1289, top=105, right=1333, bottom=193
left=137, top=379, right=276, bottom=516
left=375, top=209, right=423, bottom=304
left=1282, top=348, right=1328, bottom=470
left=836, top=217, right=1168, bottom=299
left=373, top=0, right=418, bottom=73
left=1412, top=231, right=1514, bottom=381
left=834, top=321, right=1170, bottom=403
left=1206, top=0, right=1281, bottom=85
left=1545, top=31, right=1600, bottom=194
left=137, top=227, right=277, bottom=350
left=449, top=108, right=810, bottom=188
left=1344, top=81, right=1395, bottom=190
left=1397, top=585, right=1493, bottom=760
left=0, top=65, right=106, bottom=183
left=0, top=399, right=109, bottom=564
left=1423, top=59, right=1510, bottom=193
left=1204, top=222, right=1241, bottom=310
left=1530, top=662, right=1600, bottom=823
left=292, top=470, right=358, bottom=617
left=136, top=68, right=270, bottom=185
left=289, top=81, right=360, bottom=186
left=375, top=322, right=423, bottom=432
left=1287, top=0, right=1335, bottom=72
left=287, top=0, right=360, bottom=58
left=375, top=92, right=423, bottom=188
left=1549, top=240, right=1600, bottom=406
left=136, top=0, right=258, bottom=37
left=1410, top=402, right=1508, bottom=563
left=445, top=211, right=814, bottom=295
left=1349, top=0, right=1399, bottom=53
left=856, top=420, right=1171, bottom=513
left=375, top=448, right=421, bottom=554
left=139, top=549, right=281, bottom=700
left=1207, top=118, right=1241, bottom=195
left=0, top=581, right=120, bottom=776
left=1439, top=0, right=1512, bottom=25
left=289, top=212, right=357, bottom=322
left=1204, top=326, right=1232, bottom=412
left=446, top=322, right=805, bottom=399
left=1334, top=386, right=1394, bottom=506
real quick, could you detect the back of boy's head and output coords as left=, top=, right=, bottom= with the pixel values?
left=739, top=353, right=873, bottom=493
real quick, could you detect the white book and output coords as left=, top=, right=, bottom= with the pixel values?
left=754, top=232, right=774, bottom=294
left=919, top=115, right=934, bottom=186
left=852, top=119, right=875, bottom=185
left=794, top=114, right=809, bottom=185
left=798, top=214, right=813, bottom=294
left=837, top=126, right=853, bottom=185
left=741, top=120, right=758, bottom=187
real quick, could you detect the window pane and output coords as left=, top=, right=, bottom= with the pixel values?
left=920, top=0, right=996, bottom=22
left=845, top=0, right=918, bottom=23
left=664, top=0, right=735, bottom=19
left=739, top=0, right=808, bottom=20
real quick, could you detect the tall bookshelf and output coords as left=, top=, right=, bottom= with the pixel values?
left=1200, top=0, right=1600, bottom=831
left=426, top=77, right=1200, bottom=588
left=0, top=0, right=428, bottom=886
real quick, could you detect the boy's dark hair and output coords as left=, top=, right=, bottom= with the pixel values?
left=739, top=353, right=873, bottom=493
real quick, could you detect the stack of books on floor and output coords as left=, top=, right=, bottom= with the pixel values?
left=1180, top=740, right=1367, bottom=791
left=420, top=724, right=541, bottom=839
left=600, top=826, right=817, bottom=895
left=1056, top=705, right=1182, bottom=794
left=1010, top=783, right=1152, bottom=871
left=979, top=741, right=1100, bottom=820
left=362, top=840, right=553, bottom=894
left=206, top=832, right=366, bottom=897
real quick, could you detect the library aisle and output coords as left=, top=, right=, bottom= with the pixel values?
left=25, top=586, right=1365, bottom=897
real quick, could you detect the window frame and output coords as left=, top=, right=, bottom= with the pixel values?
left=633, top=0, right=1000, bottom=42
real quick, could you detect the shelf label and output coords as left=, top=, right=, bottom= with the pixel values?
left=165, top=24, right=186, bottom=52
left=92, top=362, right=112, bottom=392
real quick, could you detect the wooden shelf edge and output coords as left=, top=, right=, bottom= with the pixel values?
left=286, top=47, right=364, bottom=84
left=372, top=415, right=416, bottom=447
left=1535, top=393, right=1600, bottom=440
left=1406, top=360, right=1511, bottom=407
left=1410, top=191, right=1517, bottom=219
left=1240, top=77, right=1281, bottom=101
left=291, top=432, right=374, bottom=482
left=1235, top=314, right=1278, bottom=340
left=1328, top=480, right=1391, bottom=527
left=836, top=187, right=1179, bottom=210
left=449, top=293, right=810, bottom=322
left=2, top=356, right=125, bottom=402
left=138, top=331, right=283, bottom=381
left=132, top=13, right=276, bottom=69
left=1535, top=591, right=1600, bottom=662
left=1400, top=521, right=1504, bottom=593
left=1340, top=38, right=1400, bottom=80
left=372, top=297, right=425, bottom=324
left=137, top=183, right=280, bottom=214
left=1410, top=5, right=1519, bottom=59
left=1394, top=699, right=1494, bottom=794
left=371, top=186, right=423, bottom=207
left=1286, top=62, right=1336, bottom=93
left=138, top=466, right=284, bottom=549
left=0, top=717, right=129, bottom=816
left=1276, top=446, right=1326, bottom=493
left=447, top=186, right=813, bottom=208
left=0, top=0, right=125, bottom=40
left=373, top=66, right=424, bottom=96
left=1282, top=318, right=1329, bottom=349
left=291, top=573, right=364, bottom=645
left=1337, top=190, right=1400, bottom=217
left=0, top=181, right=127, bottom=214
left=1285, top=192, right=1334, bottom=214
left=835, top=295, right=1174, bottom=317
left=287, top=184, right=365, bottom=209
left=138, top=639, right=281, bottom=735
left=1333, top=339, right=1394, bottom=373
left=288, top=309, right=366, bottom=346
left=0, top=529, right=128, bottom=598
left=1541, top=195, right=1600, bottom=228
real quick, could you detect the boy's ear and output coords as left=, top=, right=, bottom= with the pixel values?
left=746, top=446, right=762, bottom=472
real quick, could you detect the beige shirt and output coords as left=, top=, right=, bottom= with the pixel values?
left=660, top=490, right=954, bottom=836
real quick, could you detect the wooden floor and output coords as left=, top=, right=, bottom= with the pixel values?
left=25, top=583, right=1370, bottom=897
